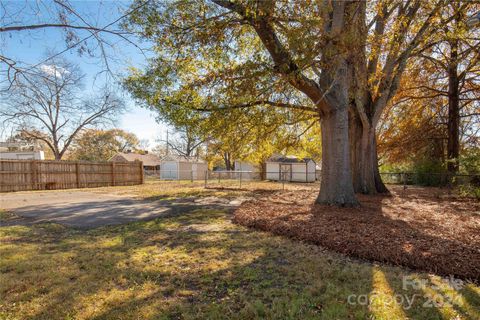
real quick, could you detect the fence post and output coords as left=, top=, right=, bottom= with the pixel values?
left=239, top=171, right=242, bottom=189
left=75, top=162, right=80, bottom=188
left=204, top=170, right=208, bottom=188
left=32, top=160, right=38, bottom=190
left=111, top=162, right=115, bottom=186
left=191, top=170, right=193, bottom=182
left=139, top=161, right=144, bottom=184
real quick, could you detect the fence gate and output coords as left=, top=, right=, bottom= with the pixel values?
left=160, top=161, right=178, bottom=180
left=279, top=164, right=292, bottom=181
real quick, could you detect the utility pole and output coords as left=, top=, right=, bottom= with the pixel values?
left=166, top=129, right=169, bottom=155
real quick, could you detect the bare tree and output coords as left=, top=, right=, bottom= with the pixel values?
left=158, top=126, right=206, bottom=159
left=0, top=57, right=124, bottom=159
left=0, top=0, right=149, bottom=87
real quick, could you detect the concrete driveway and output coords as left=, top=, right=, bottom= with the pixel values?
left=0, top=190, right=242, bottom=229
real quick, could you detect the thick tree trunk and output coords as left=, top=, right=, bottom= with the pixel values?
left=346, top=0, right=388, bottom=195
left=223, top=152, right=233, bottom=171
left=259, top=162, right=267, bottom=180
left=317, top=108, right=358, bottom=206
left=349, top=108, right=363, bottom=192
left=52, top=145, right=62, bottom=160
left=372, top=134, right=389, bottom=193
left=447, top=40, right=460, bottom=174
left=349, top=110, right=388, bottom=194
left=358, top=125, right=378, bottom=194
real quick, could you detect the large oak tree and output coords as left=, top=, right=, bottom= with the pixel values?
left=124, top=0, right=453, bottom=205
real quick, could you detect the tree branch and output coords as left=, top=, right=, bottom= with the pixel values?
left=211, top=0, right=326, bottom=111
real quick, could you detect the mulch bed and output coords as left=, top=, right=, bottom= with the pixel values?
left=233, top=185, right=480, bottom=281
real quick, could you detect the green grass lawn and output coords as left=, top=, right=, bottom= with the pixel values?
left=1, top=207, right=478, bottom=320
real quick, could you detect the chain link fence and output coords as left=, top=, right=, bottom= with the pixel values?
left=144, top=168, right=479, bottom=194
left=379, top=172, right=480, bottom=187
left=144, top=169, right=208, bottom=181
left=203, top=170, right=259, bottom=189
left=145, top=169, right=320, bottom=190
left=204, top=170, right=321, bottom=190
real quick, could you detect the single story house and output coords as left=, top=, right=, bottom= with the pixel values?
left=0, top=150, right=45, bottom=160
left=266, top=155, right=316, bottom=182
left=0, top=142, right=45, bottom=160
left=110, top=151, right=161, bottom=171
left=160, top=155, right=208, bottom=180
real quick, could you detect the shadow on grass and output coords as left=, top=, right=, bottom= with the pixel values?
left=1, top=195, right=247, bottom=229
left=1, top=208, right=478, bottom=319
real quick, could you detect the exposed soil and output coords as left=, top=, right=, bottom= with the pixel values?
left=234, top=185, right=480, bottom=281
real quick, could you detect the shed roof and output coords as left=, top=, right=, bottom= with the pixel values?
left=111, top=152, right=161, bottom=167
left=267, top=155, right=314, bottom=164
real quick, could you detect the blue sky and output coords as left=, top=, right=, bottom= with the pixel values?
left=0, top=0, right=167, bottom=149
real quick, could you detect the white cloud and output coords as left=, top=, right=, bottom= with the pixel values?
left=39, top=64, right=70, bottom=78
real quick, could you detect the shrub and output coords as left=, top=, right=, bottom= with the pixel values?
left=411, top=159, right=447, bottom=186
left=460, top=148, right=480, bottom=175
left=457, top=184, right=480, bottom=200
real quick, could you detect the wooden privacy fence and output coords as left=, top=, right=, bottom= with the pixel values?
left=0, top=160, right=144, bottom=192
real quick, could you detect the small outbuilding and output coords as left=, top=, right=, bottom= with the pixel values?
left=266, top=155, right=316, bottom=182
left=160, top=155, right=208, bottom=180
left=110, top=151, right=161, bottom=171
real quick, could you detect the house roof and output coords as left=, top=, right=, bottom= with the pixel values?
left=111, top=152, right=161, bottom=166
left=266, top=155, right=315, bottom=164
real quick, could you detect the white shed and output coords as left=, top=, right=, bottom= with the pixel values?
left=266, top=156, right=316, bottom=182
left=160, top=155, right=208, bottom=180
